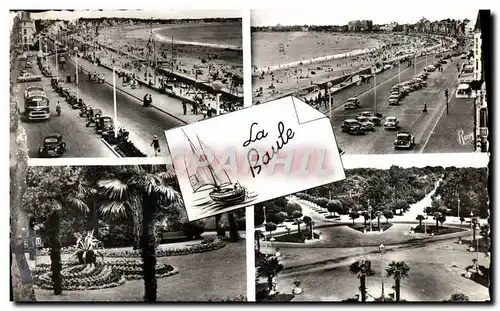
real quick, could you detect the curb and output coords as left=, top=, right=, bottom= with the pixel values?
left=100, top=138, right=122, bottom=158
left=69, top=57, right=189, bottom=125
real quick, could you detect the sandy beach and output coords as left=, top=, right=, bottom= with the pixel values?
left=252, top=32, right=434, bottom=104
left=93, top=23, right=243, bottom=94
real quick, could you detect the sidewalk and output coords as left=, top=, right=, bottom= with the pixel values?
left=68, top=54, right=207, bottom=124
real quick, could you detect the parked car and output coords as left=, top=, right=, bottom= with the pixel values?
left=384, top=116, right=400, bottom=130
left=17, top=72, right=42, bottom=83
left=355, top=116, right=375, bottom=131
left=95, top=116, right=114, bottom=135
left=344, top=97, right=361, bottom=110
left=25, top=61, right=33, bottom=68
left=39, top=134, right=66, bottom=157
left=341, top=119, right=364, bottom=135
left=358, top=111, right=382, bottom=126
left=394, top=132, right=415, bottom=149
left=427, top=65, right=437, bottom=72
left=389, top=94, right=400, bottom=106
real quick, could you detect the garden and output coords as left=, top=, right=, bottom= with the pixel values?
left=20, top=165, right=246, bottom=302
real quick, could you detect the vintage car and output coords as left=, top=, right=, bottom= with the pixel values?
left=25, top=61, right=33, bottom=68
left=341, top=119, right=364, bottom=135
left=394, top=132, right=415, bottom=149
left=20, top=69, right=27, bottom=76
left=86, top=112, right=102, bottom=127
left=426, top=65, right=437, bottom=72
left=95, top=116, right=114, bottom=134
left=41, top=66, right=52, bottom=77
left=17, top=73, right=42, bottom=83
left=384, top=116, right=400, bottom=130
left=355, top=116, right=375, bottom=131
left=39, top=134, right=66, bottom=157
left=389, top=94, right=400, bottom=106
left=69, top=97, right=84, bottom=110
left=343, top=97, right=361, bottom=110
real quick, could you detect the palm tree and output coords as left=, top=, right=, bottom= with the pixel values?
left=385, top=261, right=410, bottom=302
left=292, top=211, right=303, bottom=234
left=98, top=165, right=181, bottom=302
left=256, top=256, right=283, bottom=294
left=24, top=166, right=93, bottom=295
left=349, top=259, right=375, bottom=302
left=349, top=211, right=359, bottom=225
left=302, top=216, right=312, bottom=239
left=416, top=215, right=425, bottom=229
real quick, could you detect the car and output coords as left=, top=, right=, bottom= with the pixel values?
left=17, top=73, right=42, bottom=83
left=344, top=97, right=361, bottom=110
left=427, top=65, right=436, bottom=72
left=358, top=111, right=383, bottom=125
left=355, top=116, right=375, bottom=131
left=391, top=85, right=400, bottom=93
left=20, top=69, right=28, bottom=76
left=95, top=116, right=114, bottom=134
left=341, top=119, right=364, bottom=135
left=17, top=54, right=27, bottom=61
left=39, top=134, right=66, bottom=157
left=25, top=61, right=33, bottom=68
left=394, top=132, right=415, bottom=149
left=440, top=59, right=447, bottom=64
left=384, top=117, right=400, bottom=130
left=41, top=66, right=52, bottom=77
left=389, top=94, right=400, bottom=106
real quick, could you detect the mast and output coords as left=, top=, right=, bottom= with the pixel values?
left=196, top=136, right=221, bottom=188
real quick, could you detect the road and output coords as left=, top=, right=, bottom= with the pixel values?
left=262, top=238, right=490, bottom=302
left=320, top=55, right=463, bottom=154
left=13, top=59, right=115, bottom=158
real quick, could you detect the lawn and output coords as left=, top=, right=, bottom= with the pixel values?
left=273, top=231, right=321, bottom=243
left=34, top=241, right=246, bottom=302
left=413, top=225, right=466, bottom=236
left=348, top=223, right=393, bottom=233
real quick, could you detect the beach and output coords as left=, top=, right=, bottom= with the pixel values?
left=94, top=22, right=243, bottom=95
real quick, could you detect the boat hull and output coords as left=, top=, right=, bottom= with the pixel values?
left=209, top=187, right=247, bottom=205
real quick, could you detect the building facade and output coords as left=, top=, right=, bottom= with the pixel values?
left=473, top=12, right=483, bottom=82
left=19, top=12, right=37, bottom=48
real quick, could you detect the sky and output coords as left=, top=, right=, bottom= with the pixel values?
left=12, top=9, right=241, bottom=21
left=251, top=8, right=479, bottom=27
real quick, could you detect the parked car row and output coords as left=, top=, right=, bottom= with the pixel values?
left=388, top=71, right=429, bottom=106
left=341, top=111, right=384, bottom=135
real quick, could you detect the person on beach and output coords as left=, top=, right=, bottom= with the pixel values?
left=151, top=135, right=160, bottom=157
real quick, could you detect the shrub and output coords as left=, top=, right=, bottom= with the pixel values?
left=182, top=220, right=206, bottom=239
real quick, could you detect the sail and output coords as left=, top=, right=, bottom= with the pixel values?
left=182, top=131, right=215, bottom=192
left=197, top=135, right=232, bottom=187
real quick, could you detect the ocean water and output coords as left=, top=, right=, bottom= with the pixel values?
left=153, top=22, right=242, bottom=50
left=252, top=31, right=381, bottom=69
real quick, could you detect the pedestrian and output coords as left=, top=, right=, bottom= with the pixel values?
left=182, top=101, right=187, bottom=115
left=151, top=135, right=160, bottom=157
left=423, top=103, right=428, bottom=114
left=207, top=104, right=213, bottom=118
left=193, top=101, right=198, bottom=115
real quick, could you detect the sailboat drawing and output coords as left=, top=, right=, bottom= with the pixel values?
left=182, top=130, right=257, bottom=209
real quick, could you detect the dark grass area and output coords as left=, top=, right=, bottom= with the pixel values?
left=413, top=225, right=466, bottom=236
left=273, top=231, right=321, bottom=243
left=348, top=222, right=393, bottom=233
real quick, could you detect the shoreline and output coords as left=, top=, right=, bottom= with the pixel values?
left=152, top=27, right=242, bottom=51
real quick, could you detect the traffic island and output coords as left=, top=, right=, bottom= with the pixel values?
left=101, top=135, right=147, bottom=158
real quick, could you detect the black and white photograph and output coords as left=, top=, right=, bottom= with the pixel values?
left=251, top=9, right=490, bottom=154
left=254, top=155, right=490, bottom=302
left=9, top=9, right=243, bottom=159
left=11, top=164, right=247, bottom=302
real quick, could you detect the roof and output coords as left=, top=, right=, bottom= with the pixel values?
left=474, top=11, right=481, bottom=32
left=46, top=133, right=62, bottom=139
left=397, top=132, right=411, bottom=136
left=458, top=84, right=470, bottom=90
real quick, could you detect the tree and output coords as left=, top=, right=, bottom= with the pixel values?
left=460, top=216, right=465, bottom=228
left=326, top=199, right=342, bottom=217
left=285, top=202, right=302, bottom=217
left=446, top=293, right=469, bottom=302
left=302, top=216, right=312, bottom=239
left=256, top=256, right=283, bottom=294
left=349, top=259, right=375, bottom=302
left=437, top=214, right=446, bottom=227
left=385, top=261, right=410, bottom=302
left=254, top=230, right=263, bottom=251
left=227, top=212, right=240, bottom=242
left=265, top=222, right=277, bottom=238
left=480, top=224, right=490, bottom=251
left=97, top=165, right=181, bottom=302
left=292, top=211, right=303, bottom=234
left=383, top=209, right=394, bottom=224
left=24, top=166, right=93, bottom=295
left=375, top=211, right=383, bottom=228
left=416, top=215, right=425, bottom=228
left=349, top=211, right=359, bottom=225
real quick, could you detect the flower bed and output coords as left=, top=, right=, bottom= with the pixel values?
left=33, top=260, right=178, bottom=291
left=104, top=237, right=226, bottom=258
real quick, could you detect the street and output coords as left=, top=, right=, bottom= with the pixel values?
left=17, top=49, right=187, bottom=158
left=319, top=55, right=467, bottom=154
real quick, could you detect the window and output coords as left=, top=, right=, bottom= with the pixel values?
left=23, top=29, right=27, bottom=35
left=476, top=60, right=479, bottom=70
left=23, top=37, right=27, bottom=43
left=480, top=108, right=488, bottom=128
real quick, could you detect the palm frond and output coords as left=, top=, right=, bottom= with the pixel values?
left=98, top=201, right=130, bottom=219
left=66, top=195, right=90, bottom=214
left=155, top=185, right=181, bottom=203
left=98, top=179, right=129, bottom=200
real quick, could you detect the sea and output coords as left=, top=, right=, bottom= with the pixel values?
left=153, top=22, right=242, bottom=50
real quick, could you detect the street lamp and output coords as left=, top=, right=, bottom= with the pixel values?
left=379, top=244, right=386, bottom=301
left=263, top=206, right=267, bottom=242
left=326, top=81, right=332, bottom=121
left=212, top=81, right=224, bottom=116
left=368, top=200, right=373, bottom=232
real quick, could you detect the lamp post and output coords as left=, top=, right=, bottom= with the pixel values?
left=457, top=198, right=460, bottom=220
left=470, top=212, right=474, bottom=242
left=368, top=200, right=373, bottom=233
left=212, top=81, right=224, bottom=116
left=379, top=244, right=386, bottom=301
left=263, top=206, right=267, bottom=242
left=327, top=81, right=332, bottom=121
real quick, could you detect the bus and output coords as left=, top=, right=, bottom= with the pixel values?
left=458, top=64, right=474, bottom=84
left=24, top=86, right=50, bottom=120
